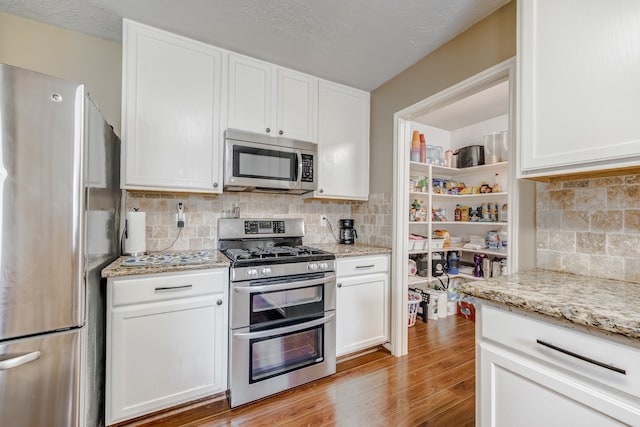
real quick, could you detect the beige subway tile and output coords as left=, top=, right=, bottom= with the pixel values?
left=624, top=258, right=640, bottom=282
left=625, top=175, right=640, bottom=185
left=549, top=189, right=575, bottom=210
left=537, top=210, right=562, bottom=230
left=536, top=230, right=549, bottom=249
left=188, top=238, right=204, bottom=250
left=197, top=225, right=211, bottom=238
left=562, top=211, right=589, bottom=231
left=575, top=232, right=606, bottom=254
left=574, top=187, right=607, bottom=210
left=590, top=210, right=623, bottom=232
left=607, top=234, right=640, bottom=258
left=591, top=176, right=624, bottom=187
left=624, top=210, right=640, bottom=233
left=549, top=231, right=575, bottom=252
left=561, top=252, right=590, bottom=275
left=589, top=255, right=624, bottom=280
left=152, top=226, right=169, bottom=239
left=563, top=179, right=589, bottom=188
left=608, top=185, right=640, bottom=209
left=536, top=250, right=562, bottom=270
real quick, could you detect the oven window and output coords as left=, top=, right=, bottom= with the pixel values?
left=250, top=325, right=323, bottom=383
left=251, top=285, right=323, bottom=325
left=233, top=146, right=296, bottom=181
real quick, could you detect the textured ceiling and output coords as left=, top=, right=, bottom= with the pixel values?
left=0, top=0, right=510, bottom=90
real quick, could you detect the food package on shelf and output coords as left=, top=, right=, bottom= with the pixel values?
left=433, top=229, right=450, bottom=247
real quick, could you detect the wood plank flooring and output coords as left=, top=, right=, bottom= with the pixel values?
left=122, top=315, right=476, bottom=427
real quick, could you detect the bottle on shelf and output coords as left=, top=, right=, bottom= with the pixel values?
left=411, top=130, right=420, bottom=162
left=419, top=134, right=426, bottom=163
left=492, top=173, right=502, bottom=193
left=454, top=204, right=461, bottom=222
left=460, top=205, right=469, bottom=222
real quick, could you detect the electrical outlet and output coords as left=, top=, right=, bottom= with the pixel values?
left=176, top=202, right=185, bottom=227
left=320, top=215, right=328, bottom=226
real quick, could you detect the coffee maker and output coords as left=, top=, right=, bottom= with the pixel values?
left=339, top=219, right=358, bottom=244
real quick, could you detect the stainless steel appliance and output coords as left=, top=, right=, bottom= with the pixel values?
left=338, top=218, right=358, bottom=244
left=223, top=129, right=317, bottom=194
left=219, top=218, right=336, bottom=408
left=0, top=64, right=121, bottom=427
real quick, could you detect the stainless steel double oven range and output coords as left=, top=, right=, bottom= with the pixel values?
left=218, top=218, right=336, bottom=407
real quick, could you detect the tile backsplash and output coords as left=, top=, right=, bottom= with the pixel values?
left=536, top=174, right=640, bottom=282
left=126, top=191, right=392, bottom=252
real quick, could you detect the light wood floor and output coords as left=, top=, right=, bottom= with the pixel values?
left=123, top=315, right=476, bottom=427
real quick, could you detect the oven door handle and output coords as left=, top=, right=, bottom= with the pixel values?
left=234, top=275, right=335, bottom=294
left=232, top=313, right=335, bottom=340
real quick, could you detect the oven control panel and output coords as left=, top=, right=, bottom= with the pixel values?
left=244, top=220, right=285, bottom=234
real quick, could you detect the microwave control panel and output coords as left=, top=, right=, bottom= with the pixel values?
left=301, top=154, right=314, bottom=183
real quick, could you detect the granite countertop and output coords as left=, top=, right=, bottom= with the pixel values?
left=460, top=269, right=640, bottom=341
left=101, top=244, right=390, bottom=278
left=310, top=243, right=391, bottom=258
left=101, top=250, right=231, bottom=278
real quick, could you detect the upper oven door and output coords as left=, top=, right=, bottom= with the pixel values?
left=224, top=139, right=303, bottom=191
left=230, top=272, right=336, bottom=329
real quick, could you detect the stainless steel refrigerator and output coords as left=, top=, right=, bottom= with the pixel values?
left=0, top=64, right=121, bottom=426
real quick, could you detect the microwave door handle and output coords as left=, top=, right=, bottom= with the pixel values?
left=233, top=313, right=335, bottom=340
left=295, top=152, right=302, bottom=184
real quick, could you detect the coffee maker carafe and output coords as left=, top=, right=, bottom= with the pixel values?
left=339, top=219, right=358, bottom=244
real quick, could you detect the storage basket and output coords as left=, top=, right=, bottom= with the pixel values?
left=408, top=291, right=422, bottom=327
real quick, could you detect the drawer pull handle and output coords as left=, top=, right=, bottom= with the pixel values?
left=154, top=284, right=193, bottom=292
left=536, top=339, right=626, bottom=375
left=355, top=265, right=375, bottom=269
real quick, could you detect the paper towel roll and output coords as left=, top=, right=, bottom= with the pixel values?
left=124, top=211, right=146, bottom=255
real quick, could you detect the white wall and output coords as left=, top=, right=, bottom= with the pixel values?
left=0, top=12, right=122, bottom=134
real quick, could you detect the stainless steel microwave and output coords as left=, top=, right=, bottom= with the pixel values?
left=223, top=129, right=317, bottom=194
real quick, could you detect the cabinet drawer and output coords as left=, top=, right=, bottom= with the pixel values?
left=337, top=255, right=388, bottom=277
left=481, top=305, right=640, bottom=400
left=111, top=269, right=228, bottom=307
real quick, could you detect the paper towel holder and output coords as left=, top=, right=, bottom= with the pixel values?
left=122, top=208, right=149, bottom=256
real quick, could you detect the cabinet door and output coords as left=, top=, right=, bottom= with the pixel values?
left=107, top=293, right=226, bottom=424
left=276, top=68, right=317, bottom=142
left=336, top=272, right=388, bottom=356
left=518, top=0, right=640, bottom=177
left=228, top=55, right=273, bottom=135
left=479, top=342, right=639, bottom=426
left=316, top=81, right=370, bottom=200
left=122, top=20, right=224, bottom=192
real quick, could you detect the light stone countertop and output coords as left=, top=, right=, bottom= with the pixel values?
left=460, top=269, right=640, bottom=341
left=101, top=244, right=390, bottom=279
left=101, top=250, right=231, bottom=278
left=310, top=243, right=391, bottom=258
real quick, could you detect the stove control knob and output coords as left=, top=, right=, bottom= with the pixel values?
left=308, top=263, right=318, bottom=272
left=319, top=262, right=329, bottom=270
left=261, top=267, right=272, bottom=276
left=247, top=268, right=258, bottom=278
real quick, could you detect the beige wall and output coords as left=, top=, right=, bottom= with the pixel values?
left=369, top=1, right=516, bottom=194
left=0, top=12, right=122, bottom=134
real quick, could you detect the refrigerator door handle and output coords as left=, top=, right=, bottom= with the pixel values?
left=0, top=351, right=41, bottom=370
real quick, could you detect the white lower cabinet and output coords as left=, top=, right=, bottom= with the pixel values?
left=336, top=255, right=389, bottom=356
left=106, top=269, right=228, bottom=425
left=478, top=305, right=640, bottom=426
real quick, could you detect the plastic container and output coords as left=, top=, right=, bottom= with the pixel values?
left=408, top=291, right=422, bottom=327
left=483, top=132, right=504, bottom=164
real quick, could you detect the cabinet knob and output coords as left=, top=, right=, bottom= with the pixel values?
left=213, top=182, right=218, bottom=188
left=216, top=299, right=223, bottom=306
left=337, top=283, right=342, bottom=288
left=279, top=130, right=283, bottom=135
left=265, top=127, right=271, bottom=133
left=319, top=188, right=324, bottom=194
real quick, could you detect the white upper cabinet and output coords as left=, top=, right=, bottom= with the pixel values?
left=518, top=0, right=640, bottom=179
left=313, top=81, right=370, bottom=200
left=228, top=54, right=317, bottom=142
left=122, top=20, right=225, bottom=193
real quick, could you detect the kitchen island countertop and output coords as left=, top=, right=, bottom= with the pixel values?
left=460, top=269, right=640, bottom=341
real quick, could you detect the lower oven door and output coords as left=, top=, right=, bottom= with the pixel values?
left=229, top=312, right=336, bottom=408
